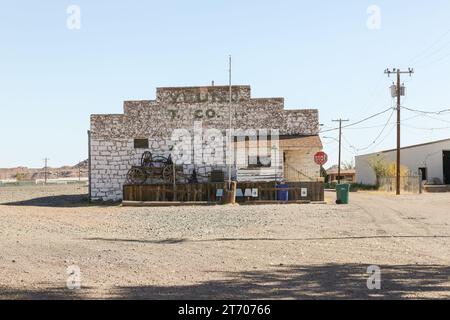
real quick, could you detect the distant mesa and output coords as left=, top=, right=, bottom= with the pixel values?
left=0, top=159, right=88, bottom=181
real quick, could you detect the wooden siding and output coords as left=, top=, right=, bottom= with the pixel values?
left=123, top=181, right=324, bottom=203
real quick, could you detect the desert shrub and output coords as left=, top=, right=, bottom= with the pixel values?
left=325, top=182, right=378, bottom=192
left=15, top=173, right=27, bottom=181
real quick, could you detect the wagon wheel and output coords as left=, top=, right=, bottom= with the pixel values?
left=141, top=151, right=153, bottom=167
left=126, top=167, right=147, bottom=185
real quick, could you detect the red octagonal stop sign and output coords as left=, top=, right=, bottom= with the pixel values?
left=314, top=151, right=328, bottom=166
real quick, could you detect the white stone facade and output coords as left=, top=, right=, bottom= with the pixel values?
left=89, top=85, right=322, bottom=201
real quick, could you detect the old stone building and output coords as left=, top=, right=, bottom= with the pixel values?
left=89, top=85, right=322, bottom=201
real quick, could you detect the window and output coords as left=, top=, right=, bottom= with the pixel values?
left=134, top=138, right=149, bottom=149
left=248, top=156, right=271, bottom=168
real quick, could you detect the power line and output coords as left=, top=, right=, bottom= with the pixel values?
left=323, top=135, right=357, bottom=155
left=401, top=106, right=450, bottom=115
left=337, top=109, right=447, bottom=152
left=412, top=40, right=450, bottom=66
left=353, top=75, right=387, bottom=119
left=416, top=50, right=450, bottom=68
left=351, top=108, right=396, bottom=153
left=368, top=124, right=397, bottom=151
left=402, top=124, right=450, bottom=131
left=343, top=113, right=422, bottom=130
left=409, top=27, right=450, bottom=65
left=341, top=108, right=395, bottom=153
left=419, top=114, right=450, bottom=124
left=319, top=107, right=393, bottom=133
left=340, top=134, right=358, bottom=155
left=343, top=107, right=393, bottom=129
left=322, top=105, right=448, bottom=155
left=402, top=107, right=450, bottom=123
left=349, top=124, right=397, bottom=155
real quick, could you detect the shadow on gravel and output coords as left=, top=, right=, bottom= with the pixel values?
left=0, top=285, right=95, bottom=300
left=1, top=194, right=89, bottom=207
left=1, top=195, right=119, bottom=208
left=2, top=264, right=448, bottom=299
left=108, top=263, right=450, bottom=299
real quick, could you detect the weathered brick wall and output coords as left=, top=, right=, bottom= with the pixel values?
left=90, top=85, right=320, bottom=201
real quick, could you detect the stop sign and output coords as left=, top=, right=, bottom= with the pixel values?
left=314, top=151, right=328, bottom=166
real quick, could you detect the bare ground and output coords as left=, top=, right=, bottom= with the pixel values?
left=0, top=184, right=449, bottom=299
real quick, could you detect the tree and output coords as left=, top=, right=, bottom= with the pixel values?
left=386, top=163, right=409, bottom=178
left=342, top=160, right=355, bottom=170
left=368, top=155, right=410, bottom=187
left=368, top=155, right=388, bottom=187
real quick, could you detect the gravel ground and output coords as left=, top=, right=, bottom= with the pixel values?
left=0, top=184, right=449, bottom=299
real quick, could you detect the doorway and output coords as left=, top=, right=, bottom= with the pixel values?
left=418, top=167, right=427, bottom=181
left=443, top=151, right=450, bottom=185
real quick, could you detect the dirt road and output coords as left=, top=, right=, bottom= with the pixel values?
left=0, top=185, right=449, bottom=299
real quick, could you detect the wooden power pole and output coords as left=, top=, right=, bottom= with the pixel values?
left=332, top=119, right=349, bottom=184
left=384, top=68, right=414, bottom=195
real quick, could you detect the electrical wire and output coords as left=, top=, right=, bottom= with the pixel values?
left=421, top=114, right=450, bottom=124
left=350, top=108, right=396, bottom=152
left=401, top=106, right=450, bottom=115
left=409, top=27, right=450, bottom=65
left=343, top=107, right=394, bottom=129
left=321, top=135, right=358, bottom=156
left=318, top=91, right=450, bottom=155
left=401, top=106, right=450, bottom=124
left=369, top=124, right=397, bottom=151
left=344, top=113, right=420, bottom=130
left=319, top=107, right=393, bottom=133
left=341, top=134, right=358, bottom=155
left=353, top=75, right=387, bottom=119
left=402, top=124, right=450, bottom=131
left=416, top=50, right=450, bottom=69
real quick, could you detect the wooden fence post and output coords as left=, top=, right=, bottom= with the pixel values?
left=230, top=181, right=237, bottom=204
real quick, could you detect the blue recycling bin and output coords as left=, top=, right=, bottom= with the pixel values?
left=276, top=184, right=289, bottom=201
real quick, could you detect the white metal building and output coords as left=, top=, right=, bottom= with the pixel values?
left=355, top=138, right=450, bottom=185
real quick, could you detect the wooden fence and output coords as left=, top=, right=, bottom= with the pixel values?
left=123, top=181, right=324, bottom=203
left=379, top=176, right=422, bottom=194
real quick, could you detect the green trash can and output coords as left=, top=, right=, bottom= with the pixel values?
left=336, top=184, right=350, bottom=204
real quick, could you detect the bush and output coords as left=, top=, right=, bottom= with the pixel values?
left=349, top=183, right=378, bottom=192
left=324, top=182, right=378, bottom=192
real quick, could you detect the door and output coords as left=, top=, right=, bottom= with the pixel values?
left=443, top=151, right=450, bottom=185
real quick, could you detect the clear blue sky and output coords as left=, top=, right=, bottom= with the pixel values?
left=1, top=0, right=450, bottom=168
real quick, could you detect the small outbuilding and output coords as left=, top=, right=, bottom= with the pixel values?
left=355, top=138, right=450, bottom=186
left=326, top=166, right=356, bottom=183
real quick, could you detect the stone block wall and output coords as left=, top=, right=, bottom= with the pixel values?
left=90, top=85, right=321, bottom=201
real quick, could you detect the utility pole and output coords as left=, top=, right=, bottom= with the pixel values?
left=43, top=158, right=49, bottom=185
left=384, top=68, right=414, bottom=195
left=332, top=119, right=349, bottom=184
